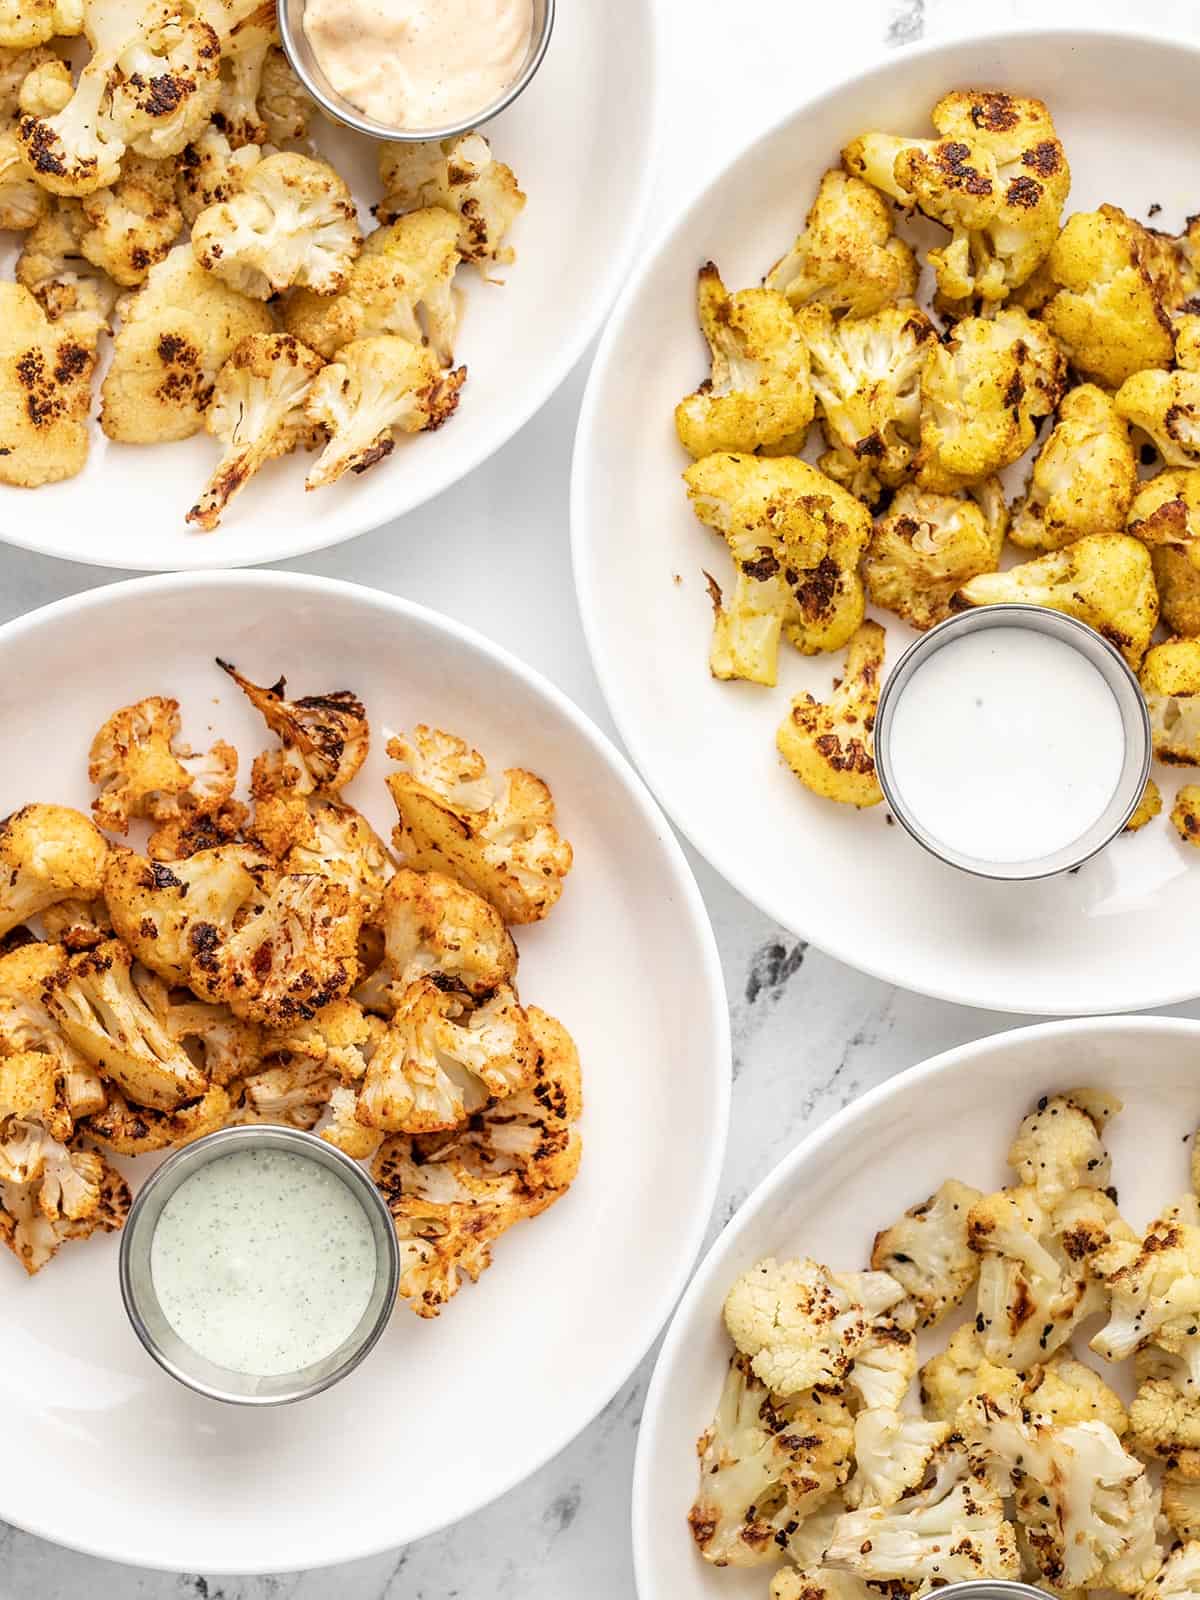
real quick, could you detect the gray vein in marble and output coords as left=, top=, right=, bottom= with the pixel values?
left=887, top=0, right=925, bottom=44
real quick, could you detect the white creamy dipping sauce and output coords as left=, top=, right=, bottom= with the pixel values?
left=304, top=0, right=533, bottom=130
left=887, top=627, right=1127, bottom=865
left=150, top=1149, right=378, bottom=1377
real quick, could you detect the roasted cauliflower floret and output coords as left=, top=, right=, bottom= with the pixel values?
left=83, top=1080, right=231, bottom=1154
left=846, top=1409, right=950, bottom=1510
left=776, top=622, right=884, bottom=808
left=88, top=694, right=237, bottom=834
left=76, top=152, right=182, bottom=287
left=0, top=804, right=107, bottom=940
left=1128, top=1351, right=1200, bottom=1472
left=1128, top=469, right=1200, bottom=563
left=765, top=168, right=917, bottom=319
left=15, top=195, right=119, bottom=340
left=209, top=0, right=274, bottom=148
left=871, top=1177, right=982, bottom=1328
left=0, top=943, right=104, bottom=1115
left=1125, top=778, right=1163, bottom=834
left=192, top=152, right=361, bottom=299
left=1153, top=546, right=1200, bottom=636
left=1092, top=1204, right=1200, bottom=1366
left=1164, top=1479, right=1200, bottom=1543
left=1007, top=1089, right=1120, bottom=1209
left=676, top=265, right=814, bottom=459
left=865, top=480, right=1006, bottom=630
left=0, top=0, right=80, bottom=49
left=219, top=660, right=368, bottom=794
left=0, top=281, right=94, bottom=485
left=187, top=332, right=325, bottom=531
left=258, top=44, right=311, bottom=144
left=0, top=1151, right=128, bottom=1275
left=1140, top=638, right=1200, bottom=765
left=376, top=130, right=524, bottom=267
left=1173, top=787, right=1200, bottom=848
left=920, top=1323, right=987, bottom=1423
left=102, top=843, right=263, bottom=985
left=0, top=121, right=48, bottom=231
left=723, top=1255, right=874, bottom=1397
left=1011, top=385, right=1138, bottom=552
left=175, top=124, right=263, bottom=226
left=1026, top=1353, right=1129, bottom=1435
left=1117, top=367, right=1200, bottom=470
left=274, top=796, right=391, bottom=915
left=381, top=867, right=516, bottom=998
left=953, top=533, right=1159, bottom=668
left=303, top=334, right=466, bottom=490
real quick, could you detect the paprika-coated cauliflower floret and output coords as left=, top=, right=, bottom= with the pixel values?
left=687, top=1352, right=855, bottom=1568
left=220, top=660, right=369, bottom=795
left=100, top=243, right=273, bottom=442
left=953, top=533, right=1159, bottom=669
left=88, top=694, right=237, bottom=834
left=0, top=282, right=94, bottom=486
left=0, top=804, right=108, bottom=940
left=1128, top=469, right=1200, bottom=564
left=676, top=264, right=814, bottom=458
left=83, top=1080, right=231, bottom=1154
left=846, top=1409, right=950, bottom=1510
left=0, top=944, right=105, bottom=1117
left=0, top=1151, right=128, bottom=1275
left=0, top=0, right=80, bottom=48
left=304, top=334, right=466, bottom=490
left=259, top=997, right=374, bottom=1086
left=16, top=196, right=120, bottom=341
left=865, top=480, right=1007, bottom=631
left=0, top=1050, right=72, bottom=1182
left=1040, top=206, right=1176, bottom=389
left=275, top=796, right=392, bottom=916
left=76, top=153, right=182, bottom=287
left=381, top=867, right=516, bottom=998
left=386, top=724, right=572, bottom=925
left=871, top=1177, right=982, bottom=1328
left=131, top=970, right=262, bottom=1086
left=765, top=168, right=918, bottom=319
left=314, top=1082, right=380, bottom=1160
left=722, top=1255, right=873, bottom=1397
left=917, top=307, right=1066, bottom=492
left=776, top=622, right=884, bottom=809
left=192, top=151, right=360, bottom=300
left=798, top=303, right=936, bottom=502
left=102, top=842, right=264, bottom=984
left=1011, top=385, right=1138, bottom=552
left=187, top=333, right=325, bottom=531
left=284, top=208, right=461, bottom=365
left=376, top=130, right=524, bottom=267
left=1117, top=367, right=1200, bottom=470
left=1006, top=1088, right=1120, bottom=1209
left=1140, top=638, right=1200, bottom=766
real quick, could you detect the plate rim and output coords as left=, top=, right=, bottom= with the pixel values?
left=630, top=1010, right=1200, bottom=1600
left=569, top=22, right=1200, bottom=1019
left=0, top=567, right=732, bottom=1575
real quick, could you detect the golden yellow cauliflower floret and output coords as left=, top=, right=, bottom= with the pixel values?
left=1140, top=638, right=1200, bottom=766
left=765, top=168, right=917, bottom=319
left=776, top=622, right=884, bottom=808
left=16, top=195, right=119, bottom=341
left=76, top=152, right=182, bottom=287
left=1128, top=469, right=1200, bottom=563
left=1152, top=547, right=1200, bottom=636
left=864, top=480, right=1006, bottom=631
left=675, top=263, right=814, bottom=458
left=1116, top=367, right=1200, bottom=470
left=1011, top=385, right=1137, bottom=552
left=1173, top=785, right=1200, bottom=848
left=0, top=121, right=49, bottom=231
left=1125, top=778, right=1163, bottom=833
left=1027, top=1355, right=1129, bottom=1436
left=0, top=0, right=80, bottom=49
left=920, top=1323, right=987, bottom=1424
left=0, top=282, right=94, bottom=486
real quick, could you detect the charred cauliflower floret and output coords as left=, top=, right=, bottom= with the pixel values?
left=88, top=694, right=237, bottom=834
left=15, top=195, right=120, bottom=340
left=1128, top=469, right=1200, bottom=562
left=865, top=480, right=1007, bottom=630
left=192, top=152, right=361, bottom=299
left=209, top=0, right=275, bottom=149
left=1040, top=206, right=1176, bottom=389
left=776, top=622, right=884, bottom=808
left=269, top=796, right=391, bottom=916
left=953, top=533, right=1159, bottom=668
left=381, top=867, right=516, bottom=998
left=303, top=334, right=466, bottom=489
left=675, top=264, right=814, bottom=458
left=0, top=121, right=49, bottom=231
left=872, top=1177, right=982, bottom=1328
left=0, top=281, right=94, bottom=485
left=1173, top=787, right=1200, bottom=848
left=723, top=1255, right=874, bottom=1397
left=75, top=152, right=181, bottom=287
left=0, top=1150, right=128, bottom=1275
left=1006, top=1089, right=1120, bottom=1209
left=83, top=1080, right=231, bottom=1154
left=0, top=804, right=107, bottom=940
left=1091, top=1203, right=1200, bottom=1366
left=1116, top=367, right=1200, bottom=470
left=284, top=207, right=461, bottom=365
left=386, top=724, right=572, bottom=925
left=176, top=124, right=263, bottom=226
left=187, top=332, right=325, bottom=531
left=1140, top=639, right=1200, bottom=765
left=765, top=168, right=917, bottom=319
left=917, top=307, right=1066, bottom=492
left=100, top=242, right=273, bottom=443
left=376, top=130, right=524, bottom=267
left=1011, top=385, right=1138, bottom=552
left=102, top=843, right=263, bottom=985
left=218, top=660, right=368, bottom=794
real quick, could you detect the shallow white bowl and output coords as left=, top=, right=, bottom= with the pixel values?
left=0, top=570, right=730, bottom=1573
left=0, top=0, right=660, bottom=571
left=572, top=27, right=1200, bottom=1016
left=632, top=1014, right=1200, bottom=1600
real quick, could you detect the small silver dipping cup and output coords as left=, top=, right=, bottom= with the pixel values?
left=873, top=604, right=1152, bottom=882
left=119, top=1125, right=400, bottom=1407
left=278, top=0, right=554, bottom=142
left=932, top=1585, right=1051, bottom=1600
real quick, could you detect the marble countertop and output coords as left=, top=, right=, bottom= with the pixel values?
left=5, top=0, right=1200, bottom=1593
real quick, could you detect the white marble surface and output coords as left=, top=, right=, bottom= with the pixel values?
left=5, top=0, right=1200, bottom=1594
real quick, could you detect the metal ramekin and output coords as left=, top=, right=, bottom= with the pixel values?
left=874, top=604, right=1152, bottom=883
left=119, top=1125, right=400, bottom=1407
left=933, top=1584, right=1050, bottom=1600
left=278, top=0, right=554, bottom=143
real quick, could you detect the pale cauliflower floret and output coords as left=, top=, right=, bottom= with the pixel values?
left=1137, top=1539, right=1200, bottom=1600
left=871, top=1177, right=982, bottom=1328
left=1091, top=1204, right=1200, bottom=1365
left=0, top=282, right=94, bottom=486
left=76, top=153, right=181, bottom=286
left=88, top=694, right=237, bottom=834
left=1011, top=384, right=1138, bottom=552
left=765, top=168, right=917, bottom=318
left=381, top=867, right=516, bottom=998
left=846, top=1320, right=917, bottom=1412
left=209, top=0, right=274, bottom=148
left=1140, top=638, right=1200, bottom=766
left=1026, top=1353, right=1129, bottom=1435
left=953, top=533, right=1159, bottom=669
left=0, top=0, right=81, bottom=49
left=386, top=724, right=572, bottom=925
left=220, top=660, right=368, bottom=796
left=1128, top=469, right=1200, bottom=564
left=304, top=335, right=465, bottom=490
left=1007, top=1089, right=1120, bottom=1209
left=776, top=622, right=884, bottom=809
left=16, top=55, right=71, bottom=117
left=798, top=303, right=936, bottom=503
left=284, top=208, right=460, bottom=365
left=0, top=804, right=107, bottom=939
left=16, top=196, right=119, bottom=340
left=176, top=124, right=263, bottom=226
left=846, top=1409, right=950, bottom=1509
left=102, top=842, right=262, bottom=985
left=917, top=307, right=1066, bottom=492
left=1117, top=367, right=1200, bottom=469
left=920, top=1323, right=987, bottom=1423
left=1041, top=206, right=1176, bottom=388
left=187, top=332, right=324, bottom=531
left=722, top=1255, right=871, bottom=1397
left=377, top=130, right=524, bottom=266
left=675, top=264, right=814, bottom=458
left=687, top=1352, right=855, bottom=1568
left=865, top=480, right=1006, bottom=631
left=258, top=45, right=311, bottom=145
left=192, top=151, right=361, bottom=299
left=1165, top=1479, right=1200, bottom=1542
left=0, top=122, right=48, bottom=230
left=100, top=242, right=273, bottom=443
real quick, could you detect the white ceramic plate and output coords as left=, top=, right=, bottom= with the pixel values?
left=632, top=1013, right=1200, bottom=1600
left=0, top=570, right=730, bottom=1573
left=572, top=27, right=1200, bottom=1017
left=0, top=0, right=660, bottom=571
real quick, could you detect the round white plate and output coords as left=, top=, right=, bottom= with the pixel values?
left=632, top=1013, right=1200, bottom=1600
left=0, top=0, right=660, bottom=571
left=0, top=570, right=729, bottom=1573
left=572, top=27, right=1200, bottom=1017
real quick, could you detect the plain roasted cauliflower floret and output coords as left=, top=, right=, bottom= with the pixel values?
left=1011, top=385, right=1138, bottom=552
left=0, top=282, right=94, bottom=485
left=376, top=130, right=524, bottom=267
left=258, top=44, right=311, bottom=144
left=381, top=867, right=516, bottom=998
left=0, top=120, right=48, bottom=231
left=1140, top=638, right=1200, bottom=766
left=723, top=1255, right=873, bottom=1397
left=176, top=124, right=264, bottom=225
left=0, top=0, right=80, bottom=49
left=865, top=480, right=1006, bottom=630
left=1092, top=1204, right=1200, bottom=1366
left=1117, top=367, right=1200, bottom=470
left=1164, top=1478, right=1200, bottom=1543
left=765, top=168, right=917, bottom=319
left=1026, top=1353, right=1129, bottom=1435
left=920, top=1323, right=987, bottom=1423
left=1006, top=1089, right=1120, bottom=1209
left=209, top=0, right=274, bottom=148
left=846, top=1409, right=950, bottom=1510
left=88, top=694, right=237, bottom=834
left=871, top=1177, right=982, bottom=1328
left=75, top=152, right=182, bottom=287
left=953, top=533, right=1159, bottom=669
left=0, top=804, right=107, bottom=940
left=776, top=621, right=884, bottom=808
left=676, top=264, right=814, bottom=458
left=15, top=195, right=119, bottom=341
left=220, top=660, right=368, bottom=794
